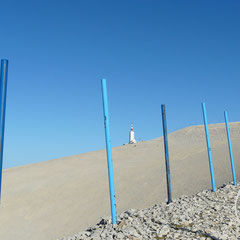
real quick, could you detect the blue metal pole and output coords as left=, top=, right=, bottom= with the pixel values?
left=224, top=111, right=236, bottom=185
left=202, top=102, right=216, bottom=192
left=0, top=59, right=8, bottom=201
left=161, top=104, right=172, bottom=204
left=101, top=79, right=117, bottom=224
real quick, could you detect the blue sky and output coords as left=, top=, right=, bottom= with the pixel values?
left=0, top=0, right=239, bottom=168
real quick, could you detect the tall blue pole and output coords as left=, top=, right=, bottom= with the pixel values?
left=101, top=79, right=117, bottom=224
left=161, top=104, right=172, bottom=204
left=202, top=102, right=216, bottom=192
left=0, top=59, right=8, bottom=201
left=224, top=111, right=236, bottom=185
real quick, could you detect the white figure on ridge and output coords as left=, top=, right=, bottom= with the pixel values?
left=129, top=123, right=137, bottom=144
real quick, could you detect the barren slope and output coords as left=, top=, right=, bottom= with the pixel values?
left=0, top=123, right=239, bottom=240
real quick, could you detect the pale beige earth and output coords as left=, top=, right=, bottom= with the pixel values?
left=0, top=123, right=240, bottom=240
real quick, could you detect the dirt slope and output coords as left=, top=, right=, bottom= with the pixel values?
left=0, top=123, right=239, bottom=240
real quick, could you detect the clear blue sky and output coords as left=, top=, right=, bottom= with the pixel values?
left=0, top=0, right=239, bottom=168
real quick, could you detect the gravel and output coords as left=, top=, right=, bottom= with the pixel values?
left=58, top=182, right=240, bottom=240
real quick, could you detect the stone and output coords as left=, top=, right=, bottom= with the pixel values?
left=58, top=183, right=240, bottom=240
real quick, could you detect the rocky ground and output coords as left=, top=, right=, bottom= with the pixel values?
left=59, top=183, right=240, bottom=240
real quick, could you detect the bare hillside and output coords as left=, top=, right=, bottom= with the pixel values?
left=0, top=123, right=239, bottom=240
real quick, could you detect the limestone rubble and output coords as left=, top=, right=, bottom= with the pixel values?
left=59, top=183, right=240, bottom=240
